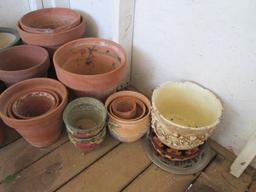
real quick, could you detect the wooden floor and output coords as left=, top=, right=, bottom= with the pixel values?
left=0, top=124, right=255, bottom=192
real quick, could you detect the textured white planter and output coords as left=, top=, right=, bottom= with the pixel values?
left=152, top=81, right=223, bottom=150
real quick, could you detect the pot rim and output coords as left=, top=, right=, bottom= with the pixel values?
left=152, top=81, right=224, bottom=131
left=53, top=37, right=127, bottom=79
left=63, top=97, right=107, bottom=133
left=0, top=45, right=49, bottom=74
left=0, top=78, right=68, bottom=123
left=105, top=90, right=151, bottom=123
left=20, top=7, right=81, bottom=33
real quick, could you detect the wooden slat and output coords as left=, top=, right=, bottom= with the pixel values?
left=123, top=164, right=198, bottom=192
left=0, top=120, right=20, bottom=148
left=0, top=136, right=119, bottom=192
left=0, top=132, right=68, bottom=182
left=57, top=140, right=151, bottom=192
left=200, top=154, right=252, bottom=192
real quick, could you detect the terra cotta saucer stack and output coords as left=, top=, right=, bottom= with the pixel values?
left=150, top=81, right=223, bottom=162
left=17, top=8, right=85, bottom=57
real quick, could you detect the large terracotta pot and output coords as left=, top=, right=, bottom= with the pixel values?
left=0, top=78, right=68, bottom=147
left=53, top=38, right=127, bottom=100
left=0, top=118, right=5, bottom=144
left=105, top=91, right=151, bottom=142
left=151, top=81, right=223, bottom=150
left=20, top=8, right=81, bottom=34
left=17, top=18, right=85, bottom=47
left=0, top=45, right=49, bottom=86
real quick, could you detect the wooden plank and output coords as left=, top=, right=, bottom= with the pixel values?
left=230, top=131, right=256, bottom=178
left=57, top=140, right=151, bottom=192
left=0, top=136, right=119, bottom=192
left=0, top=120, right=20, bottom=148
left=201, top=154, right=252, bottom=192
left=0, top=132, right=68, bottom=182
left=123, top=164, right=198, bottom=192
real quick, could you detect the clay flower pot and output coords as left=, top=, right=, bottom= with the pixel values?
left=0, top=78, right=68, bottom=147
left=63, top=97, right=107, bottom=139
left=20, top=8, right=81, bottom=34
left=68, top=127, right=106, bottom=153
left=0, top=45, right=49, bottom=86
left=53, top=38, right=127, bottom=100
left=0, top=27, right=20, bottom=50
left=151, top=81, right=223, bottom=150
left=109, top=97, right=146, bottom=121
left=105, top=91, right=151, bottom=142
left=12, top=91, right=57, bottom=119
left=17, top=17, right=85, bottom=47
left=111, top=96, right=136, bottom=119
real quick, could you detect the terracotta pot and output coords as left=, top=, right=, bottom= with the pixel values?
left=0, top=45, right=49, bottom=86
left=12, top=91, right=57, bottom=119
left=0, top=27, right=20, bottom=50
left=17, top=18, right=85, bottom=47
left=68, top=126, right=106, bottom=152
left=0, top=118, right=5, bottom=144
left=20, top=8, right=81, bottom=34
left=111, top=96, right=136, bottom=119
left=105, top=91, right=151, bottom=142
left=0, top=78, right=68, bottom=147
left=109, top=97, right=146, bottom=121
left=53, top=38, right=127, bottom=100
left=149, top=128, right=203, bottom=161
left=151, top=81, right=223, bottom=150
left=63, top=97, right=107, bottom=139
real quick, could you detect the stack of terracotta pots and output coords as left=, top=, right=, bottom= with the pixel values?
left=63, top=97, right=107, bottom=152
left=105, top=91, right=151, bottom=142
left=151, top=81, right=223, bottom=161
left=53, top=38, right=126, bottom=100
left=0, top=78, right=68, bottom=147
left=17, top=8, right=85, bottom=57
left=0, top=45, right=49, bottom=86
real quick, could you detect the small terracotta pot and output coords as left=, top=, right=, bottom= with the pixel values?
left=20, top=8, right=81, bottom=34
left=0, top=78, right=68, bottom=147
left=105, top=91, right=151, bottom=142
left=68, top=127, right=106, bottom=153
left=0, top=27, right=20, bottom=50
left=151, top=81, right=223, bottom=150
left=111, top=96, right=136, bottom=119
left=53, top=38, right=127, bottom=101
left=12, top=91, right=56, bottom=119
left=63, top=97, right=107, bottom=139
left=109, top=97, right=146, bottom=121
left=17, top=18, right=85, bottom=47
left=0, top=45, right=49, bottom=86
left=0, top=118, right=5, bottom=144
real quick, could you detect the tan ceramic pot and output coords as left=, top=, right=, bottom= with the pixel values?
left=105, top=91, right=151, bottom=142
left=0, top=78, right=68, bottom=147
left=111, top=96, right=136, bottom=119
left=0, top=45, right=49, bottom=86
left=53, top=38, right=127, bottom=101
left=20, top=8, right=81, bottom=34
left=151, top=81, right=223, bottom=150
left=17, top=18, right=85, bottom=47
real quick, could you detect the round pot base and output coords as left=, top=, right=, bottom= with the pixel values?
left=143, top=131, right=215, bottom=175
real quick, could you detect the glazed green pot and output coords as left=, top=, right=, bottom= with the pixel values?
left=63, top=97, right=107, bottom=139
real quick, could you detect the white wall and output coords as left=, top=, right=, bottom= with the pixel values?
left=131, top=0, right=256, bottom=166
